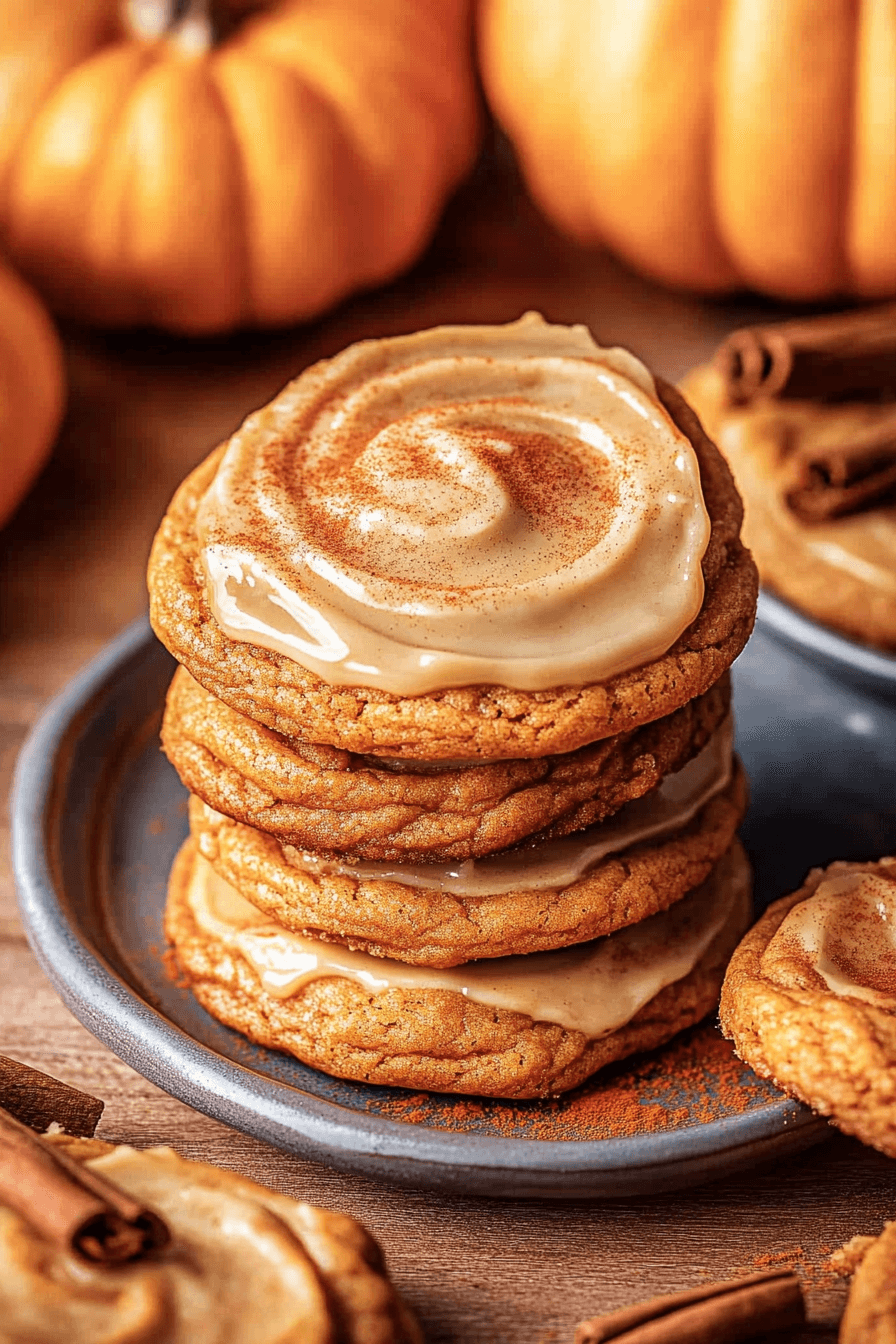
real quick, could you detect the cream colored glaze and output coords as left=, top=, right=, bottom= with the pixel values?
left=283, top=719, right=734, bottom=897
left=188, top=844, right=750, bottom=1038
left=198, top=313, right=710, bottom=694
left=0, top=1146, right=338, bottom=1344
left=763, top=870, right=896, bottom=1009
left=689, top=366, right=896, bottom=600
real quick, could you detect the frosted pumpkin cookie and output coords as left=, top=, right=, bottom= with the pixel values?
left=683, top=308, right=896, bottom=651
left=720, top=857, right=896, bottom=1157
left=0, top=1135, right=420, bottom=1344
left=148, top=314, right=756, bottom=761
left=188, top=726, right=747, bottom=966
left=163, top=664, right=731, bottom=862
left=165, top=838, right=752, bottom=1099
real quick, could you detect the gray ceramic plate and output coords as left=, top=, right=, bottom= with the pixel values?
left=756, top=590, right=896, bottom=701
left=17, top=614, right=896, bottom=1198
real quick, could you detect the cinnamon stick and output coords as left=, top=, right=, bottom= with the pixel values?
left=574, top=1269, right=805, bottom=1343
left=715, top=303, right=896, bottom=404
left=785, top=408, right=896, bottom=521
left=0, top=1054, right=104, bottom=1137
left=0, top=1105, right=169, bottom=1263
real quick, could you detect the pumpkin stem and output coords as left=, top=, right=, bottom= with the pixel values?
left=123, top=0, right=259, bottom=53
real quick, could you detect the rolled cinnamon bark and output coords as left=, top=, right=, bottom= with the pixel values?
left=0, top=1106, right=169, bottom=1263
left=574, top=1269, right=805, bottom=1343
left=716, top=303, right=896, bottom=404
left=0, top=1054, right=103, bottom=1137
left=785, top=408, right=896, bottom=521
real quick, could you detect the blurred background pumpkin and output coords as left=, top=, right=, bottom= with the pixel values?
left=0, top=0, right=480, bottom=333
left=0, top=258, right=64, bottom=529
left=477, top=0, right=896, bottom=302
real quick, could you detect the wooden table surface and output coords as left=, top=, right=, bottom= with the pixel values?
left=1, top=155, right=893, bottom=1343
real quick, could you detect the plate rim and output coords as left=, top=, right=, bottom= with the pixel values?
left=11, top=617, right=828, bottom=1193
left=757, top=589, right=896, bottom=688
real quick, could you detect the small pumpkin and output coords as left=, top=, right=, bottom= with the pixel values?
left=477, top=0, right=896, bottom=301
left=0, top=0, right=479, bottom=333
left=0, top=258, right=64, bottom=529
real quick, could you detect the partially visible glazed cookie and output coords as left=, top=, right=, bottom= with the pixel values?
left=838, top=1220, right=896, bottom=1343
left=163, top=665, right=731, bottom=861
left=148, top=317, right=756, bottom=761
left=683, top=363, right=896, bottom=651
left=188, top=759, right=747, bottom=965
left=166, top=838, right=752, bottom=1099
left=1, top=1135, right=421, bottom=1344
left=720, top=857, right=896, bottom=1157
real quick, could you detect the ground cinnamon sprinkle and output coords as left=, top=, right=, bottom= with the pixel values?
left=728, top=1245, right=844, bottom=1292
left=363, top=1024, right=782, bottom=1140
left=162, top=946, right=191, bottom=991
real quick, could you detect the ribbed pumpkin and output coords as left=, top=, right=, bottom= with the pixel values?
left=0, top=258, right=64, bottom=528
left=478, top=0, right=896, bottom=301
left=0, top=0, right=479, bottom=333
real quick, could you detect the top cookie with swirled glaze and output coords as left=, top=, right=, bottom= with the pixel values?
left=196, top=314, right=710, bottom=695
left=148, top=317, right=757, bottom=759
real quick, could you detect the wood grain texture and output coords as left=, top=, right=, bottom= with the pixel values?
left=0, top=1053, right=103, bottom=1135
left=0, top=148, right=891, bottom=1343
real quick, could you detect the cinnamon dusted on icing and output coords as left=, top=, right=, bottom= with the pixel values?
left=720, top=857, right=896, bottom=1159
left=196, top=313, right=711, bottom=695
left=761, top=869, right=896, bottom=1008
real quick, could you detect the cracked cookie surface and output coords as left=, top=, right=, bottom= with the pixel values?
left=163, top=665, right=731, bottom=861
left=188, top=763, right=746, bottom=967
left=838, top=1220, right=896, bottom=1344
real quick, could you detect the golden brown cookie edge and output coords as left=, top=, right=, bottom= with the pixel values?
left=162, top=663, right=732, bottom=861
left=189, top=764, right=747, bottom=966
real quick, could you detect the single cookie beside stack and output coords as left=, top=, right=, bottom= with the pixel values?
left=149, top=314, right=758, bottom=1099
left=721, top=856, right=896, bottom=1158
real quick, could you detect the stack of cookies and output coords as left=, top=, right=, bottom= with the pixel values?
left=148, top=314, right=758, bottom=1099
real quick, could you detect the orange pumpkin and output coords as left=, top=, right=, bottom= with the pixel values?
left=478, top=0, right=896, bottom=301
left=0, top=0, right=479, bottom=333
left=0, top=258, right=64, bottom=528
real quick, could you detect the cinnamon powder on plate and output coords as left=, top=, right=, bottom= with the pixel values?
left=363, top=1024, right=775, bottom=1141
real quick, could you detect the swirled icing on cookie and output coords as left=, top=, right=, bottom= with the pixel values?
left=197, top=313, right=710, bottom=694
left=761, top=868, right=896, bottom=1008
